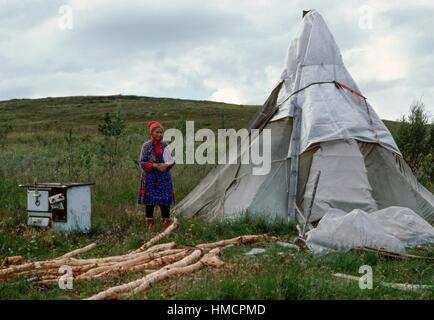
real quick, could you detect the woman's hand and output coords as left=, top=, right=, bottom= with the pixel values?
left=158, top=164, right=169, bottom=172
left=154, top=163, right=168, bottom=172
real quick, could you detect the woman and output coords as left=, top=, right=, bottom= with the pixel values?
left=137, top=121, right=175, bottom=229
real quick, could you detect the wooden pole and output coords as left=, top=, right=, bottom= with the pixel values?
left=302, top=170, right=321, bottom=237
left=58, top=243, right=97, bottom=259
left=287, top=65, right=303, bottom=220
left=128, top=218, right=178, bottom=254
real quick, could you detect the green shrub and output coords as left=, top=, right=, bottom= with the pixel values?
left=395, top=101, right=433, bottom=189
left=97, top=106, right=127, bottom=175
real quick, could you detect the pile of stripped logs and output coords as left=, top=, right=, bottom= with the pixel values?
left=0, top=218, right=271, bottom=300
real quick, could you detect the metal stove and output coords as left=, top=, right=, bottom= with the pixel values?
left=18, top=182, right=93, bottom=232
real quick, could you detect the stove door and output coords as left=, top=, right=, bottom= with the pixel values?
left=28, top=217, right=50, bottom=227
left=27, top=190, right=49, bottom=211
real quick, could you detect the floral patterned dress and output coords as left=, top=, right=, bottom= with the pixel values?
left=137, top=140, right=175, bottom=206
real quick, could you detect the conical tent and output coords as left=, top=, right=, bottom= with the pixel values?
left=172, top=10, right=434, bottom=225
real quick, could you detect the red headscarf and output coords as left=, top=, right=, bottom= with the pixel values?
left=147, top=121, right=163, bottom=135
left=147, top=121, right=163, bottom=156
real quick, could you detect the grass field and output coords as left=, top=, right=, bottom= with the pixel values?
left=0, top=95, right=433, bottom=300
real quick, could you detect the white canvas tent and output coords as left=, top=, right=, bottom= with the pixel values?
left=172, top=10, right=434, bottom=225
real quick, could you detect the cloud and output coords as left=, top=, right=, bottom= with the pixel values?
left=0, top=0, right=433, bottom=120
left=208, top=87, right=247, bottom=105
left=342, top=35, right=410, bottom=83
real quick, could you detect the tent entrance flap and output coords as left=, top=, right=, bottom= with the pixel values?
left=303, top=139, right=378, bottom=222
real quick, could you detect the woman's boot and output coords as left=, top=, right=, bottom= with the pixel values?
left=146, top=218, right=155, bottom=230
left=162, top=218, right=172, bottom=228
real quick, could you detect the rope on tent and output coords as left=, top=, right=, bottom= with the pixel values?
left=276, top=79, right=383, bottom=157
left=275, top=81, right=336, bottom=109
left=276, top=80, right=367, bottom=109
left=334, top=81, right=366, bottom=100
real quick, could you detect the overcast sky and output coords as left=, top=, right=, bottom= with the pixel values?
left=0, top=0, right=433, bottom=120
